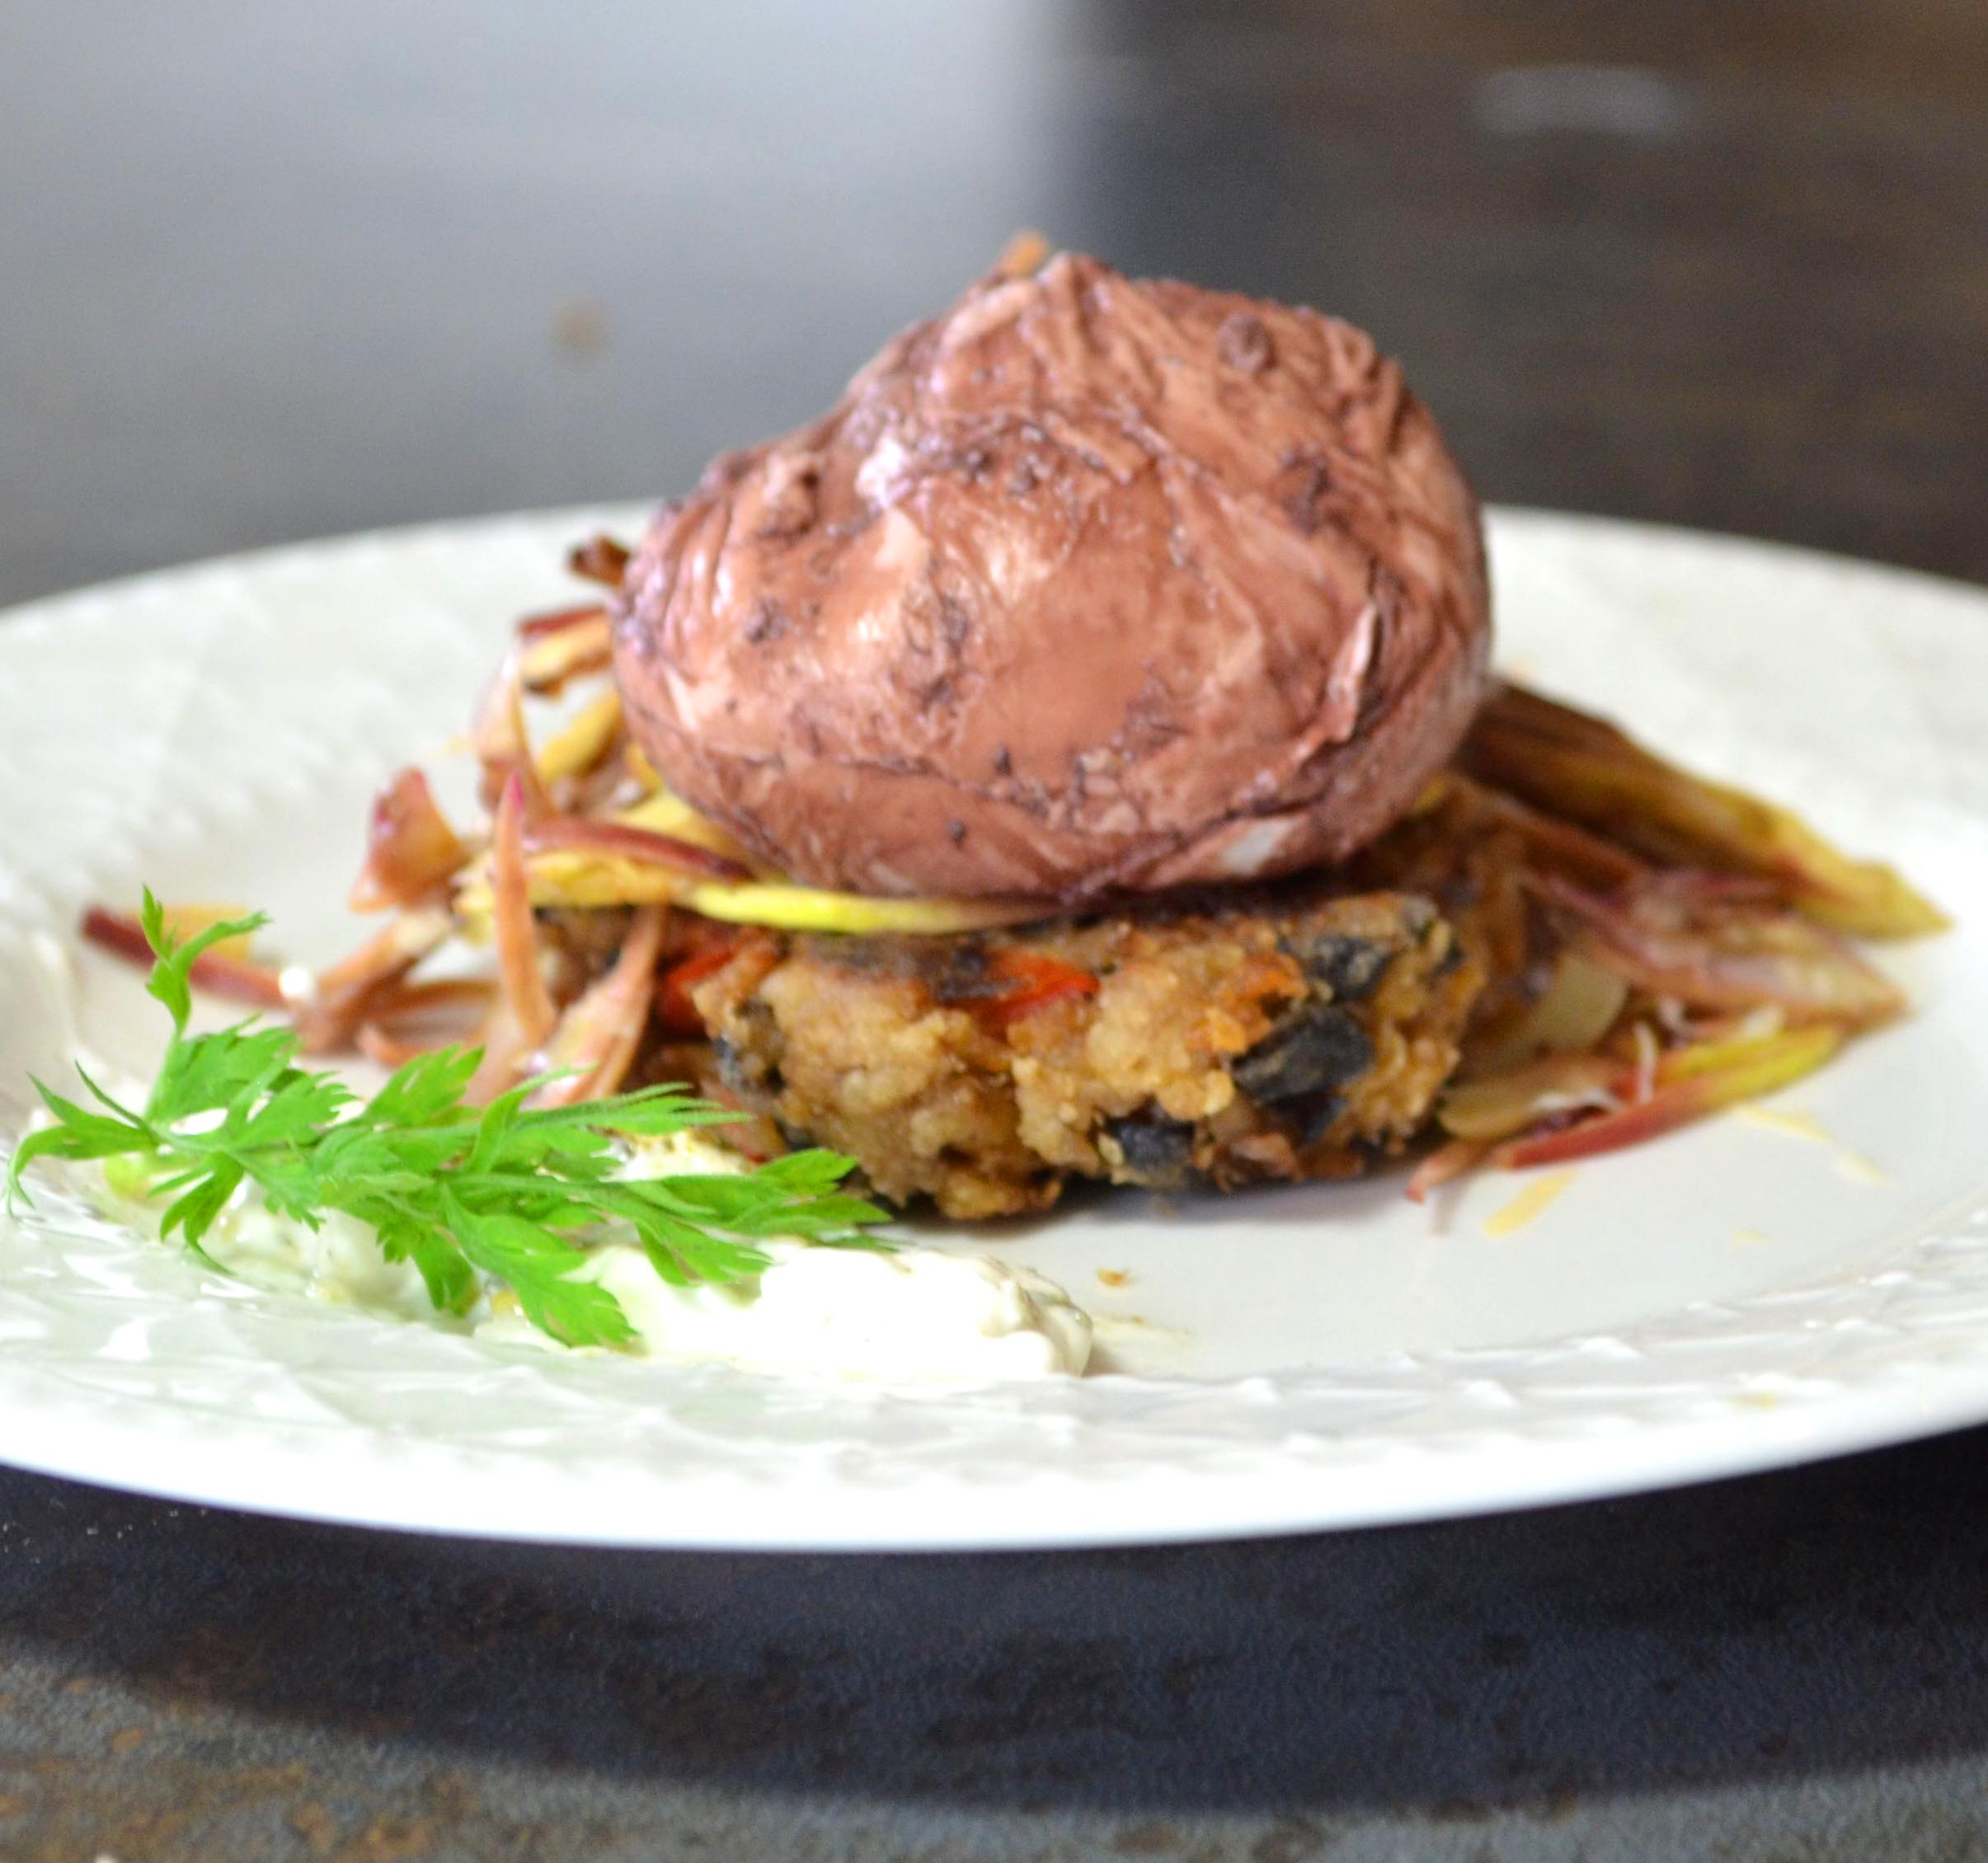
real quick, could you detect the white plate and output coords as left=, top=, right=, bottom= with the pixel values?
left=4, top=506, right=1988, bottom=1550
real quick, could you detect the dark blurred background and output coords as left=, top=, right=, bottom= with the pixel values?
left=3, top=0, right=1985, bottom=609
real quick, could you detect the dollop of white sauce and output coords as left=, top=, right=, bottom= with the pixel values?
left=477, top=1129, right=1091, bottom=1379
left=477, top=1236, right=1091, bottom=1381
left=85, top=1120, right=1091, bottom=1381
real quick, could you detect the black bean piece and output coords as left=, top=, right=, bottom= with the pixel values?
left=925, top=941, right=1013, bottom=1003
left=1233, top=1003, right=1375, bottom=1105
left=1102, top=1110, right=1197, bottom=1185
left=1285, top=1092, right=1345, bottom=1150
left=1286, top=932, right=1391, bottom=1001
left=826, top=936, right=1004, bottom=1000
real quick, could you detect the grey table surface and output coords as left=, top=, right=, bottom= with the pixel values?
left=5, top=2, right=1988, bottom=1858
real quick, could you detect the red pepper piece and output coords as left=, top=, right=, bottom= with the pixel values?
left=977, top=950, right=1100, bottom=1031
left=656, top=945, right=740, bottom=1036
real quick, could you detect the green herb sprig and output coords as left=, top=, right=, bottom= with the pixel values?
left=7, top=892, right=886, bottom=1346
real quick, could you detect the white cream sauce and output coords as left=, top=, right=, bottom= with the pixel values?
left=474, top=1129, right=1090, bottom=1377
left=479, top=1234, right=1092, bottom=1380
left=93, top=1118, right=1093, bottom=1380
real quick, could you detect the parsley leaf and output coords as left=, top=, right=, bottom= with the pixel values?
left=7, top=897, right=887, bottom=1349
